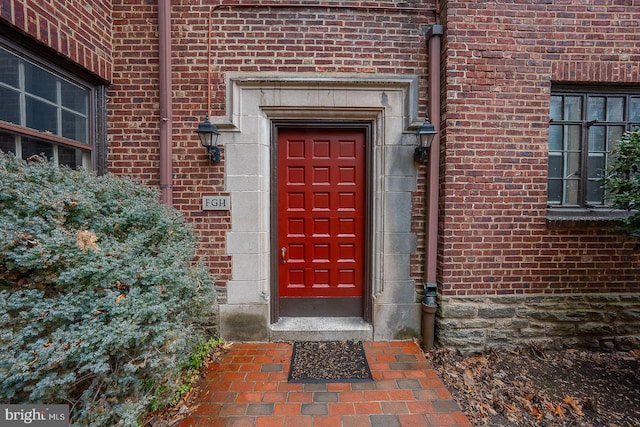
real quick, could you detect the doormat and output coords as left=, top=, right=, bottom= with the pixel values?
left=288, top=341, right=373, bottom=383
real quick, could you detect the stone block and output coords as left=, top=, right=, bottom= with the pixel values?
left=615, top=322, right=640, bottom=335
left=502, top=318, right=530, bottom=329
left=439, top=304, right=477, bottom=319
left=486, top=329, right=513, bottom=342
left=384, top=175, right=417, bottom=192
left=439, top=334, right=485, bottom=348
left=545, top=323, right=576, bottom=336
left=619, top=309, right=640, bottom=321
left=460, top=319, right=495, bottom=329
left=574, top=337, right=602, bottom=349
left=614, top=336, right=640, bottom=351
left=520, top=326, right=546, bottom=338
left=375, top=280, right=418, bottom=304
left=478, top=306, right=516, bottom=318
left=373, top=303, right=421, bottom=340
left=519, top=309, right=604, bottom=323
left=438, top=319, right=463, bottom=330
left=438, top=328, right=485, bottom=340
left=220, top=304, right=269, bottom=341
left=382, top=254, right=412, bottom=282
left=226, top=281, right=265, bottom=304
left=383, top=192, right=412, bottom=232
left=576, top=323, right=614, bottom=336
left=383, top=232, right=416, bottom=254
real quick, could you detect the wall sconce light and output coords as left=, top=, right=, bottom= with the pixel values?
left=413, top=116, right=437, bottom=164
left=196, top=117, right=221, bottom=163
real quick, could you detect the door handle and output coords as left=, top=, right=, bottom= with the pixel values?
left=281, top=247, right=287, bottom=264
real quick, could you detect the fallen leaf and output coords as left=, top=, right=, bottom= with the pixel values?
left=463, top=368, right=475, bottom=388
left=503, top=402, right=518, bottom=412
left=116, top=294, right=126, bottom=302
left=563, top=395, right=583, bottom=416
left=531, top=406, right=543, bottom=420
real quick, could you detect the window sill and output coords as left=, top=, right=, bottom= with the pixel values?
left=546, top=208, right=634, bottom=229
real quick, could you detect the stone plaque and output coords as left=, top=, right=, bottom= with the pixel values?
left=202, top=196, right=231, bottom=211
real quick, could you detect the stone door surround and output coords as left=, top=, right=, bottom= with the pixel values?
left=218, top=74, right=424, bottom=341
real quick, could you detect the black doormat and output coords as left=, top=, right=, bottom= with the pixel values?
left=288, top=341, right=373, bottom=383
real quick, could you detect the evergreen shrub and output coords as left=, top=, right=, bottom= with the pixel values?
left=0, top=153, right=216, bottom=425
left=605, top=129, right=640, bottom=239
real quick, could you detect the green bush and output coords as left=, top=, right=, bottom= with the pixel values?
left=0, top=153, right=216, bottom=425
left=605, top=129, right=640, bottom=239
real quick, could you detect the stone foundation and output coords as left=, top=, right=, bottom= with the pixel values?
left=438, top=293, right=640, bottom=354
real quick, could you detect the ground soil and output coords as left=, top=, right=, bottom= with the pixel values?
left=425, top=346, right=640, bottom=427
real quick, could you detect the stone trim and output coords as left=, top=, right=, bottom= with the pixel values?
left=217, top=73, right=424, bottom=341
left=438, top=293, right=640, bottom=354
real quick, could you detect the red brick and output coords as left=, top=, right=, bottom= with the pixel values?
left=273, top=403, right=301, bottom=416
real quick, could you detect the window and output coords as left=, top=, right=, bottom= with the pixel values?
left=548, top=90, right=640, bottom=208
left=0, top=43, right=95, bottom=169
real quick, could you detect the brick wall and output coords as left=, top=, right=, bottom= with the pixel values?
left=0, top=0, right=112, bottom=81
left=109, top=1, right=435, bottom=286
left=438, top=0, right=640, bottom=350
left=441, top=0, right=640, bottom=296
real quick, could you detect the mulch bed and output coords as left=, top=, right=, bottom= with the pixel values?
left=426, top=346, right=640, bottom=426
left=288, top=341, right=373, bottom=383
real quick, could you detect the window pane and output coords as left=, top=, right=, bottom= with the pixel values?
left=588, top=126, right=605, bottom=152
left=59, top=145, right=82, bottom=169
left=0, top=86, right=21, bottom=124
left=566, top=125, right=581, bottom=151
left=61, top=80, right=88, bottom=114
left=548, top=125, right=562, bottom=150
left=0, top=132, right=16, bottom=154
left=588, top=153, right=605, bottom=179
left=548, top=179, right=562, bottom=204
left=608, top=126, right=624, bottom=151
left=0, top=48, right=19, bottom=88
left=566, top=152, right=580, bottom=178
left=22, top=137, right=53, bottom=160
left=26, top=97, right=58, bottom=134
left=631, top=98, right=640, bottom=122
left=564, top=96, right=582, bottom=121
left=607, top=97, right=624, bottom=122
left=62, top=111, right=88, bottom=143
left=586, top=180, right=604, bottom=205
left=24, top=63, right=57, bottom=102
left=587, top=97, right=605, bottom=121
left=548, top=154, right=562, bottom=178
left=550, top=96, right=563, bottom=120
left=564, top=180, right=579, bottom=205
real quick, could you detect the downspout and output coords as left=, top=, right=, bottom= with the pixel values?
left=422, top=11, right=443, bottom=350
left=159, top=0, right=173, bottom=205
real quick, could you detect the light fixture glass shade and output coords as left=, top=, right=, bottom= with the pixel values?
left=416, top=118, right=437, bottom=147
left=196, top=119, right=220, bottom=147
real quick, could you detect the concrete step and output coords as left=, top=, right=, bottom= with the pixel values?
left=269, top=317, right=373, bottom=342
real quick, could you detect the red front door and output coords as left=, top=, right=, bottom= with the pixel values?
left=277, top=128, right=366, bottom=317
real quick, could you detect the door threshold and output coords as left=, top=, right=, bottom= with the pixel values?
left=270, top=317, right=373, bottom=342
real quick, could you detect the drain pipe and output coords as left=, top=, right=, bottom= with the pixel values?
left=421, top=16, right=443, bottom=351
left=159, top=0, right=173, bottom=205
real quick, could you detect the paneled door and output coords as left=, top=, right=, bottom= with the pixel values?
left=277, top=128, right=366, bottom=317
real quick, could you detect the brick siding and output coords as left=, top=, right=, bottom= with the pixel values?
left=440, top=0, right=640, bottom=297
left=109, top=0, right=434, bottom=285
left=0, top=0, right=112, bottom=81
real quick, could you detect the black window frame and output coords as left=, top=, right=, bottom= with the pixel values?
left=547, top=86, right=640, bottom=226
left=0, top=25, right=108, bottom=173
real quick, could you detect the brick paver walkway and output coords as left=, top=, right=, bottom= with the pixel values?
left=177, top=341, right=471, bottom=426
